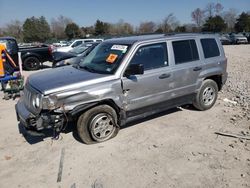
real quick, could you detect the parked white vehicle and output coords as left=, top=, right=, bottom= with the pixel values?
left=55, top=39, right=104, bottom=52
left=53, top=41, right=70, bottom=47
left=230, top=33, right=248, bottom=44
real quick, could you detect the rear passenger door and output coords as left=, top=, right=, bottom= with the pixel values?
left=169, top=39, right=203, bottom=97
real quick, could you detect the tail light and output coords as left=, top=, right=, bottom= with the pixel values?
left=48, top=45, right=55, bottom=56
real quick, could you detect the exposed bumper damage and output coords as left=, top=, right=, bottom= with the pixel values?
left=15, top=99, right=65, bottom=133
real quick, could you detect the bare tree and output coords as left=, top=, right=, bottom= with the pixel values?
left=215, top=3, right=224, bottom=15
left=162, top=13, right=179, bottom=33
left=0, top=28, right=4, bottom=37
left=138, top=21, right=156, bottom=33
left=81, top=26, right=95, bottom=37
left=191, top=8, right=205, bottom=27
left=122, top=22, right=134, bottom=35
left=109, top=19, right=134, bottom=35
left=205, top=3, right=215, bottom=18
left=184, top=23, right=200, bottom=32
left=223, top=8, right=238, bottom=32
left=4, top=20, right=23, bottom=41
left=51, top=15, right=72, bottom=39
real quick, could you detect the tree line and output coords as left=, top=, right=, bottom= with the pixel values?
left=0, top=2, right=249, bottom=43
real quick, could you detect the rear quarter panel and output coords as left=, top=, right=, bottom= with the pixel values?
left=195, top=36, right=227, bottom=90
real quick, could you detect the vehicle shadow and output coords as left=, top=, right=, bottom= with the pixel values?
left=121, top=107, right=182, bottom=129
left=19, top=106, right=193, bottom=144
left=18, top=122, right=74, bottom=144
left=71, top=107, right=184, bottom=144
left=180, top=104, right=199, bottom=111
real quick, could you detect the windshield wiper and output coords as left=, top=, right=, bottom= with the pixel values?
left=79, top=65, right=96, bottom=73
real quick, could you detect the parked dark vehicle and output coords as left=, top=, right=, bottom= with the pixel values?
left=218, top=34, right=231, bottom=45
left=16, top=34, right=228, bottom=144
left=52, top=42, right=100, bottom=67
left=0, top=37, right=53, bottom=71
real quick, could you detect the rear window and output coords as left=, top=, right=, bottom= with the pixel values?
left=84, top=40, right=94, bottom=43
left=172, top=40, right=199, bottom=64
left=201, top=38, right=220, bottom=58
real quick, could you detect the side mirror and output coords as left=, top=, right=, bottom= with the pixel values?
left=125, top=64, right=144, bottom=76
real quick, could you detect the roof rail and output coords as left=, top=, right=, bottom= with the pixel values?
left=164, top=33, right=176, bottom=36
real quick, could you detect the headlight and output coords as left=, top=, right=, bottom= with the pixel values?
left=32, top=94, right=42, bottom=109
left=42, top=95, right=58, bottom=110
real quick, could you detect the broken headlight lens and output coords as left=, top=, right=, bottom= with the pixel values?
left=42, top=95, right=58, bottom=110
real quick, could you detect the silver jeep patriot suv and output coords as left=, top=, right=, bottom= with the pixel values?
left=16, top=34, right=228, bottom=144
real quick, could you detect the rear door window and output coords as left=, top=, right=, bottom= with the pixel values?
left=172, top=40, right=199, bottom=64
left=84, top=40, right=94, bottom=43
left=200, top=38, right=220, bottom=58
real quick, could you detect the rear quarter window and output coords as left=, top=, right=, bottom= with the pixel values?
left=172, top=40, right=199, bottom=64
left=200, top=38, right=220, bottom=58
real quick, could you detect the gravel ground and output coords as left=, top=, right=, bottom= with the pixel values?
left=0, top=45, right=249, bottom=188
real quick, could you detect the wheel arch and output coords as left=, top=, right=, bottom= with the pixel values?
left=22, top=53, right=42, bottom=63
left=69, top=99, right=123, bottom=126
left=204, top=75, right=222, bottom=91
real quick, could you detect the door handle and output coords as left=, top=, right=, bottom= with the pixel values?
left=193, top=67, right=202, bottom=71
left=159, top=73, right=171, bottom=79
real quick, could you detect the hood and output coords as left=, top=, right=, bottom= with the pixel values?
left=55, top=56, right=83, bottom=67
left=52, top=51, right=76, bottom=62
left=233, top=36, right=247, bottom=40
left=56, top=46, right=72, bottom=52
left=28, top=66, right=110, bottom=95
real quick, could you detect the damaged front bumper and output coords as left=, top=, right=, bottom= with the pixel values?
left=15, top=98, right=65, bottom=132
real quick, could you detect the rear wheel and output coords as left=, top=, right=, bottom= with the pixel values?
left=23, top=57, right=40, bottom=71
left=193, top=79, right=218, bottom=111
left=77, top=105, right=119, bottom=144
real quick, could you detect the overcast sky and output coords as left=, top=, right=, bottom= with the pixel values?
left=0, top=0, right=249, bottom=27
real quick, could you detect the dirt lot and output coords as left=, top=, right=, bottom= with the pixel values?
left=0, top=45, right=249, bottom=188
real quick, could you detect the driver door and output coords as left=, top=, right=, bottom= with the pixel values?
left=121, top=42, right=174, bottom=113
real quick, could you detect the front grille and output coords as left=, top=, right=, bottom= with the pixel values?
left=237, top=39, right=247, bottom=42
left=23, top=83, right=41, bottom=115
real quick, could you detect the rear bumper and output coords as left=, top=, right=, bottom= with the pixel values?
left=15, top=99, right=64, bottom=131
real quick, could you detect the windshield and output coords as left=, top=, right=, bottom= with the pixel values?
left=69, top=44, right=90, bottom=54
left=78, top=42, right=131, bottom=74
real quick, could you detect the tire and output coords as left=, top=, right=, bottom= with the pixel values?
left=77, top=105, right=119, bottom=144
left=3, top=92, right=11, bottom=100
left=1, top=81, right=6, bottom=91
left=193, top=79, right=218, bottom=111
left=23, top=57, right=40, bottom=71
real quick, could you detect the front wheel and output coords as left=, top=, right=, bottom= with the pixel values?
left=193, top=79, right=218, bottom=111
left=77, top=105, right=119, bottom=144
left=23, top=57, right=40, bottom=71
